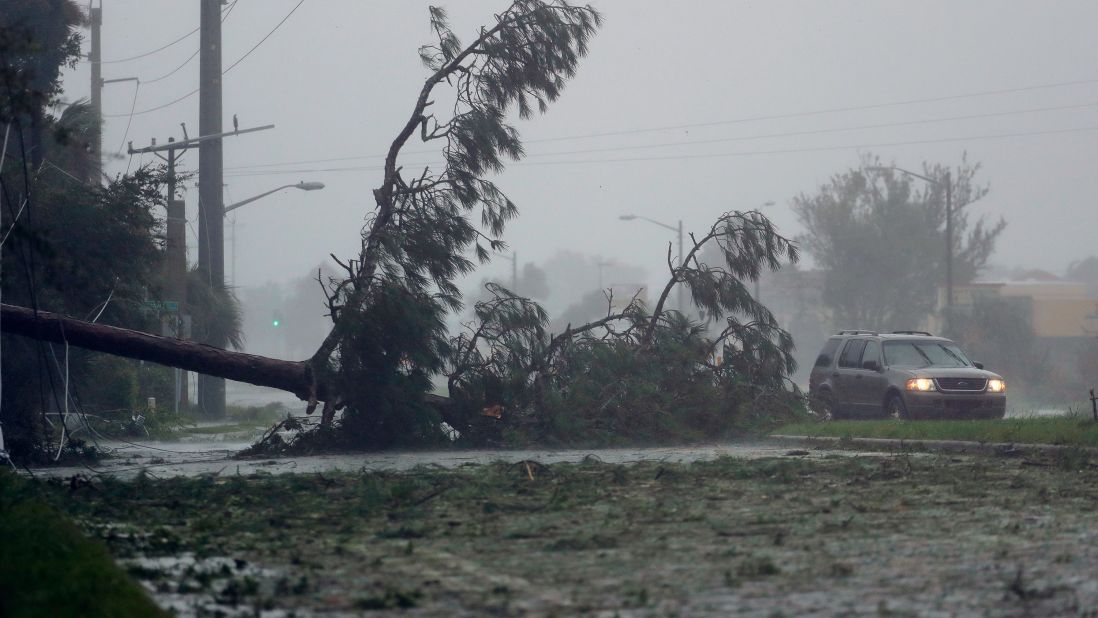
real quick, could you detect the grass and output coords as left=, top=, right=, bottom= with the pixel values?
left=20, top=451, right=1098, bottom=615
left=0, top=472, right=169, bottom=618
left=774, top=415, right=1098, bottom=447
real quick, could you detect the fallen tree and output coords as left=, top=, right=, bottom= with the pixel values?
left=3, top=3, right=809, bottom=456
left=0, top=303, right=319, bottom=400
left=2, top=1, right=603, bottom=442
left=0, top=302, right=458, bottom=426
left=435, top=210, right=802, bottom=447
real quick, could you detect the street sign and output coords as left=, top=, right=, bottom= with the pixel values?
left=141, top=300, right=180, bottom=313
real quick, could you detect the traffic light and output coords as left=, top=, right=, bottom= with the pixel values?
left=272, top=309, right=283, bottom=328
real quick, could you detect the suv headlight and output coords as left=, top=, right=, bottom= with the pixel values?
left=906, top=378, right=936, bottom=392
left=987, top=379, right=1005, bottom=393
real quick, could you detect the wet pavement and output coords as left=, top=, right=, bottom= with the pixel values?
left=32, top=439, right=891, bottom=480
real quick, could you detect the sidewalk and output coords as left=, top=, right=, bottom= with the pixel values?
left=770, top=434, right=1098, bottom=457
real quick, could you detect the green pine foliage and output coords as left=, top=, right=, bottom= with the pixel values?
left=332, top=278, right=454, bottom=449
left=444, top=212, right=806, bottom=447
left=307, top=1, right=603, bottom=444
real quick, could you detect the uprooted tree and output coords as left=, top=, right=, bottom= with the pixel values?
left=300, top=1, right=604, bottom=431
left=432, top=211, right=801, bottom=448
left=4, top=0, right=603, bottom=439
left=3, top=1, right=806, bottom=454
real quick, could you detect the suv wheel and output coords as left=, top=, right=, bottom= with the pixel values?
left=885, top=394, right=907, bottom=421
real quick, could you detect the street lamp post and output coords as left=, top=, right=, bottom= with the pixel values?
left=619, top=214, right=683, bottom=313
left=866, top=166, right=953, bottom=331
left=224, top=181, right=325, bottom=287
left=224, top=181, right=325, bottom=214
left=752, top=201, right=776, bottom=302
left=195, top=180, right=324, bottom=417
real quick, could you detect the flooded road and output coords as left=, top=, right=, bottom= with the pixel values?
left=33, top=439, right=888, bottom=480
left=48, top=449, right=1098, bottom=617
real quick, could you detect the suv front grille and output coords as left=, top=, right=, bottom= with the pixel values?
left=936, top=378, right=987, bottom=391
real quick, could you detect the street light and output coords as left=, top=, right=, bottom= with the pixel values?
left=224, top=180, right=325, bottom=286
left=619, top=214, right=683, bottom=313
left=752, top=201, right=776, bottom=301
left=865, top=165, right=953, bottom=332
left=192, top=180, right=324, bottom=419
left=224, top=180, right=325, bottom=213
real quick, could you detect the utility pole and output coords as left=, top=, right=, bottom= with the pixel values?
left=89, top=2, right=102, bottom=182
left=87, top=4, right=137, bottom=184
left=198, top=0, right=226, bottom=417
left=944, top=169, right=953, bottom=335
left=750, top=202, right=774, bottom=304
left=511, top=251, right=518, bottom=292
left=676, top=219, right=683, bottom=315
left=130, top=123, right=274, bottom=416
left=164, top=139, right=188, bottom=410
left=127, top=135, right=189, bottom=409
left=866, top=167, right=954, bottom=333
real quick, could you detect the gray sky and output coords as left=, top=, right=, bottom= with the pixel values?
left=67, top=0, right=1098, bottom=298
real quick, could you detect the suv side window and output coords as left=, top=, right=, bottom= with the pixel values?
left=838, top=339, right=867, bottom=368
left=814, top=338, right=842, bottom=367
left=861, top=340, right=881, bottom=369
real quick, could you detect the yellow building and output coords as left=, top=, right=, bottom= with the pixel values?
left=933, top=280, right=1098, bottom=338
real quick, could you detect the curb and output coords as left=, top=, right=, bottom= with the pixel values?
left=769, top=434, right=1098, bottom=458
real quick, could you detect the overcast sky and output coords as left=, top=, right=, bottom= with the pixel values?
left=64, top=0, right=1098, bottom=297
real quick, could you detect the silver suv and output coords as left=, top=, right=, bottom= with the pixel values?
left=808, top=331, right=1006, bottom=420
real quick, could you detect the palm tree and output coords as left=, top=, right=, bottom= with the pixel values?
left=46, top=98, right=97, bottom=183
left=187, top=267, right=244, bottom=351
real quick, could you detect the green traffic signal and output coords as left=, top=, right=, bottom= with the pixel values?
left=272, top=319, right=280, bottom=327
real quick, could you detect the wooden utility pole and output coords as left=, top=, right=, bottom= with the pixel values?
left=129, top=124, right=274, bottom=413
left=944, top=169, right=953, bottom=335
left=198, top=0, right=226, bottom=417
left=89, top=3, right=103, bottom=182
left=164, top=139, right=188, bottom=408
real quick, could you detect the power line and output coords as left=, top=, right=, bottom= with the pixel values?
left=115, top=81, right=140, bottom=153
left=103, top=0, right=302, bottom=118
left=225, top=163, right=390, bottom=177
left=221, top=124, right=1098, bottom=176
left=105, top=87, right=198, bottom=118
left=516, top=125, right=1098, bottom=166
left=92, top=0, right=237, bottom=65
left=142, top=49, right=199, bottom=85
left=528, top=77, right=1098, bottom=144
left=96, top=26, right=199, bottom=64
left=223, top=99, right=1098, bottom=171
left=525, top=101, right=1098, bottom=159
left=224, top=0, right=306, bottom=75
left=127, top=0, right=236, bottom=85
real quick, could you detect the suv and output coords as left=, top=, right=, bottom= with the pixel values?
left=808, top=330, right=1006, bottom=420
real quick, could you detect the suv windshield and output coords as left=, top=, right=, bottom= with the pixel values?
left=882, top=340, right=972, bottom=368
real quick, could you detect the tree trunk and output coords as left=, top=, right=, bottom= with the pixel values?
left=0, top=303, right=328, bottom=402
